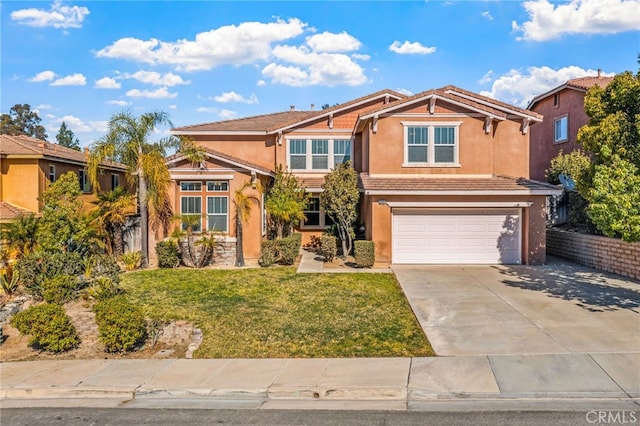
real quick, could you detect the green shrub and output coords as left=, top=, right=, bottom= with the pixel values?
left=354, top=240, right=375, bottom=268
left=120, top=251, right=142, bottom=271
left=94, top=296, right=147, bottom=352
left=156, top=240, right=180, bottom=268
left=11, top=303, right=80, bottom=352
left=88, top=254, right=121, bottom=284
left=320, top=235, right=337, bottom=262
left=279, top=234, right=301, bottom=265
left=87, top=276, right=121, bottom=301
left=259, top=240, right=278, bottom=267
left=15, top=251, right=84, bottom=298
left=42, top=274, right=78, bottom=304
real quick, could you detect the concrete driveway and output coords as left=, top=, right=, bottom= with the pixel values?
left=393, top=257, right=640, bottom=356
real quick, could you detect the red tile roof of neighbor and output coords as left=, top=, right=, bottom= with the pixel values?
left=0, top=201, right=35, bottom=221
left=358, top=173, right=561, bottom=194
left=0, top=134, right=126, bottom=170
left=166, top=147, right=274, bottom=176
left=566, top=76, right=615, bottom=90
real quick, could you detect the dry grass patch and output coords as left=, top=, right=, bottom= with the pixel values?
left=120, top=267, right=434, bottom=358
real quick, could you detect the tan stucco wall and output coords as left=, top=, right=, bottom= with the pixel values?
left=364, top=194, right=548, bottom=266
left=1, top=159, right=41, bottom=212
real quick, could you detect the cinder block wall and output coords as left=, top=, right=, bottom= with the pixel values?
left=547, top=228, right=640, bottom=281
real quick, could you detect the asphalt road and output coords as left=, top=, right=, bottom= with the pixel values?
left=0, top=408, right=620, bottom=426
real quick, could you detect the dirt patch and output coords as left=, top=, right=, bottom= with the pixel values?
left=0, top=298, right=196, bottom=362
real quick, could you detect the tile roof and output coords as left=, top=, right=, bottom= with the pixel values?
left=166, top=147, right=274, bottom=176
left=0, top=201, right=35, bottom=221
left=566, top=76, right=614, bottom=90
left=358, top=173, right=561, bottom=194
left=0, top=134, right=125, bottom=170
left=298, top=176, right=325, bottom=189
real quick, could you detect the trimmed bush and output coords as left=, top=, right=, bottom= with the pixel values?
left=11, top=303, right=80, bottom=352
left=354, top=240, right=375, bottom=268
left=42, top=274, right=78, bottom=304
left=94, top=296, right=147, bottom=352
left=279, top=234, right=301, bottom=265
left=259, top=240, right=278, bottom=267
left=156, top=240, right=180, bottom=268
left=15, top=251, right=84, bottom=298
left=88, top=254, right=122, bottom=284
left=87, top=276, right=121, bottom=301
left=320, top=235, right=337, bottom=262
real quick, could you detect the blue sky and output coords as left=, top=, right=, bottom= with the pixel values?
left=2, top=0, right=638, bottom=148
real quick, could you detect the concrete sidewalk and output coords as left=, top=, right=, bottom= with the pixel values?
left=2, top=353, right=639, bottom=410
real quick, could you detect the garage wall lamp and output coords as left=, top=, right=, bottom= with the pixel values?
left=377, top=199, right=388, bottom=205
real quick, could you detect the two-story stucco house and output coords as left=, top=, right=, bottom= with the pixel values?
left=165, top=86, right=561, bottom=266
left=0, top=134, right=128, bottom=222
left=527, top=72, right=613, bottom=182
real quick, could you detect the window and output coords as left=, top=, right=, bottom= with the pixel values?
left=289, top=139, right=307, bottom=170
left=207, top=181, right=228, bottom=192
left=48, top=165, right=56, bottom=182
left=554, top=116, right=568, bottom=143
left=553, top=93, right=559, bottom=107
left=288, top=138, right=353, bottom=171
left=207, top=196, right=228, bottom=232
left=302, top=196, right=332, bottom=228
left=180, top=181, right=202, bottom=191
left=181, top=196, right=202, bottom=232
left=403, top=122, right=460, bottom=166
left=111, top=174, right=120, bottom=190
left=78, top=169, right=90, bottom=192
left=333, top=139, right=351, bottom=165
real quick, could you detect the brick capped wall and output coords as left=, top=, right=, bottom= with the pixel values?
left=547, top=228, right=640, bottom=281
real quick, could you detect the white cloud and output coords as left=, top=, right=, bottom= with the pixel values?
left=124, top=70, right=190, bottom=86
left=35, top=104, right=53, bottom=110
left=11, top=0, right=89, bottom=29
left=351, top=53, right=370, bottom=61
left=213, top=91, right=258, bottom=104
left=306, top=31, right=361, bottom=52
left=108, top=100, right=129, bottom=106
left=90, top=121, right=108, bottom=133
left=479, top=65, right=615, bottom=107
left=396, top=88, right=414, bottom=96
left=58, top=115, right=92, bottom=132
left=263, top=45, right=367, bottom=87
left=126, top=87, right=178, bottom=99
left=513, top=0, right=640, bottom=41
left=168, top=104, right=177, bottom=110
left=389, top=40, right=436, bottom=55
left=95, top=18, right=307, bottom=71
left=50, top=73, right=86, bottom=86
left=219, top=109, right=237, bottom=119
left=197, top=107, right=217, bottom=113
left=30, top=70, right=56, bottom=82
left=95, top=77, right=121, bottom=89
left=256, top=79, right=267, bottom=86
left=479, top=70, right=494, bottom=85
left=481, top=11, right=494, bottom=21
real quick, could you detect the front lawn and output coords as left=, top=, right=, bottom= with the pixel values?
left=121, top=268, right=434, bottom=358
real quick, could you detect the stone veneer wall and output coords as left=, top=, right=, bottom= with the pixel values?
left=546, top=228, right=640, bottom=281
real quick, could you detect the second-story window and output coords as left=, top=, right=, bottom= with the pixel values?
left=554, top=116, right=568, bottom=143
left=403, top=122, right=460, bottom=167
left=288, top=138, right=353, bottom=171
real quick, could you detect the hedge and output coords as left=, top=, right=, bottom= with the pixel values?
left=11, top=303, right=80, bottom=352
left=354, top=240, right=375, bottom=268
left=156, top=240, right=181, bottom=268
left=320, top=235, right=337, bottom=262
left=259, top=234, right=302, bottom=266
left=94, top=296, right=147, bottom=352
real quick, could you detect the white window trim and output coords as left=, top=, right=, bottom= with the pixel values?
left=261, top=193, right=267, bottom=237
left=206, top=181, right=229, bottom=192
left=301, top=195, right=331, bottom=229
left=206, top=195, right=229, bottom=233
left=180, top=181, right=203, bottom=192
left=401, top=121, right=461, bottom=167
left=286, top=136, right=353, bottom=172
left=554, top=115, right=569, bottom=144
left=180, top=195, right=203, bottom=232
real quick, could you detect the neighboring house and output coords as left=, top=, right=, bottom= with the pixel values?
left=168, top=86, right=561, bottom=266
left=527, top=72, right=613, bottom=182
left=0, top=134, right=128, bottom=220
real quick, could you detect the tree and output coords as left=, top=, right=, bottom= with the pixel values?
left=0, top=104, right=47, bottom=140
left=265, top=165, right=308, bottom=238
left=91, top=187, right=135, bottom=256
left=0, top=213, right=40, bottom=260
left=56, top=121, right=81, bottom=151
left=577, top=71, right=640, bottom=241
left=233, top=180, right=261, bottom=267
left=88, top=111, right=202, bottom=266
left=36, top=171, right=99, bottom=254
left=321, top=161, right=359, bottom=256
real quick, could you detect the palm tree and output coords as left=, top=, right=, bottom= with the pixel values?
left=0, top=213, right=40, bottom=260
left=233, top=180, right=262, bottom=267
left=88, top=111, right=203, bottom=266
left=91, top=187, right=135, bottom=256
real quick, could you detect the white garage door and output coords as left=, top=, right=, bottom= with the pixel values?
left=392, top=209, right=521, bottom=264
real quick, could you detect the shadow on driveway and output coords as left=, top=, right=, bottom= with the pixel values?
left=494, top=256, right=640, bottom=313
